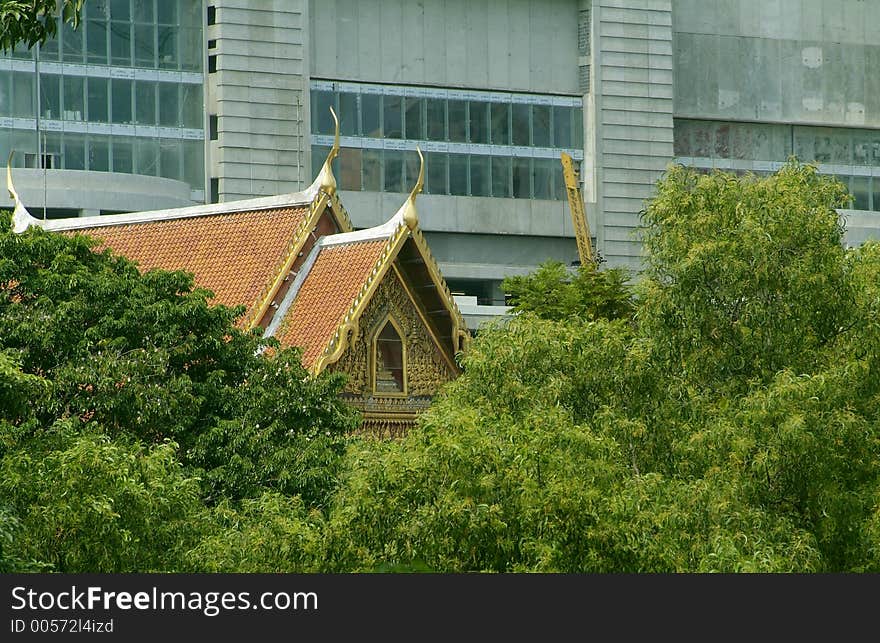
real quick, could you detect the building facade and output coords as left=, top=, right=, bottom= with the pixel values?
left=4, top=0, right=880, bottom=319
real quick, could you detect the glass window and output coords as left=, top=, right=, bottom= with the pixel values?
left=181, top=84, right=203, bottom=129
left=405, top=96, right=424, bottom=140
left=573, top=107, right=584, bottom=148
left=384, top=149, right=404, bottom=192
left=87, top=77, right=109, bottom=122
left=160, top=139, right=181, bottom=180
left=0, top=71, right=10, bottom=116
left=136, top=137, right=158, bottom=175
left=157, top=0, right=176, bottom=24
left=135, top=23, right=156, bottom=67
left=426, top=98, right=445, bottom=141
left=491, top=156, right=511, bottom=197
left=112, top=138, right=133, bottom=173
left=62, top=76, right=84, bottom=120
left=362, top=148, right=381, bottom=191
left=87, top=0, right=110, bottom=19
left=180, top=28, right=202, bottom=71
left=312, top=90, right=336, bottom=135
left=61, top=19, right=84, bottom=63
left=553, top=106, right=572, bottom=149
left=851, top=176, right=870, bottom=210
left=552, top=162, right=566, bottom=201
left=512, top=104, right=530, bottom=146
left=111, top=0, right=131, bottom=20
left=182, top=139, right=204, bottom=189
left=158, top=83, right=179, bottom=127
left=490, top=103, right=509, bottom=145
left=403, top=150, right=421, bottom=189
left=374, top=321, right=404, bottom=393
left=469, top=101, right=489, bottom=144
left=133, top=0, right=154, bottom=23
left=854, top=138, right=870, bottom=166
left=339, top=92, right=359, bottom=136
left=533, top=158, right=554, bottom=199
left=512, top=157, right=531, bottom=198
left=64, top=134, right=85, bottom=170
left=135, top=80, right=156, bottom=125
left=532, top=105, right=551, bottom=148
left=311, top=145, right=329, bottom=181
left=873, top=177, right=880, bottom=211
left=361, top=94, right=381, bottom=137
left=110, top=21, right=132, bottom=66
left=158, top=26, right=178, bottom=69
left=12, top=72, right=34, bottom=118
left=40, top=19, right=61, bottom=61
left=383, top=95, right=402, bottom=139
left=470, top=154, right=489, bottom=196
left=89, top=136, right=110, bottom=171
left=87, top=20, right=109, bottom=64
left=339, top=147, right=362, bottom=191
left=449, top=154, right=468, bottom=195
left=40, top=74, right=61, bottom=120
left=181, top=1, right=202, bottom=29
left=448, top=100, right=467, bottom=143
left=111, top=78, right=132, bottom=124
left=425, top=152, right=447, bottom=195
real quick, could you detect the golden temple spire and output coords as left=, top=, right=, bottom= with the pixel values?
left=402, top=146, right=424, bottom=231
left=315, top=106, right=341, bottom=196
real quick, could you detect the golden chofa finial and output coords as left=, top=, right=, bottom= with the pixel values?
left=7, top=151, right=37, bottom=234
left=402, top=146, right=424, bottom=231
left=316, top=106, right=340, bottom=196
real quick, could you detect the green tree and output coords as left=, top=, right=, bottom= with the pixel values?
left=315, top=162, right=880, bottom=572
left=0, top=0, right=83, bottom=53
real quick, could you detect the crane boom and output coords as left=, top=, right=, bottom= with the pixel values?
left=560, top=152, right=595, bottom=266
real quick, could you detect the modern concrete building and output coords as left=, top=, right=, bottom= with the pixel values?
left=4, top=0, right=880, bottom=319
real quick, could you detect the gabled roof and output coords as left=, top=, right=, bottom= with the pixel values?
left=267, top=150, right=469, bottom=374
left=6, top=116, right=353, bottom=330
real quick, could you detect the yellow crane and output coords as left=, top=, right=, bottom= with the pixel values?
left=560, top=152, right=595, bottom=266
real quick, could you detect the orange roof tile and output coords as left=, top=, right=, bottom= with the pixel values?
left=277, top=239, right=387, bottom=367
left=62, top=207, right=310, bottom=324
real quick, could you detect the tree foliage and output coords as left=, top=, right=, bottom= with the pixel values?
left=0, top=0, right=83, bottom=53
left=311, top=162, right=880, bottom=572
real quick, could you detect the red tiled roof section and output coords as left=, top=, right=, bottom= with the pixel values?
left=277, top=239, right=387, bottom=367
left=64, top=207, right=310, bottom=323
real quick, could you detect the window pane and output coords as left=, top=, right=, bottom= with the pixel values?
left=873, top=177, right=880, bottom=211
left=61, top=19, right=84, bottom=63
left=40, top=74, right=61, bottom=120
left=491, top=156, right=511, bottom=197
left=87, top=0, right=110, bottom=20
left=110, top=21, right=132, bottom=65
left=490, top=102, right=509, bottom=145
left=384, top=149, right=404, bottom=192
left=470, top=154, right=489, bottom=196
left=134, top=23, right=155, bottom=67
left=512, top=104, right=530, bottom=146
left=157, top=0, right=176, bottom=24
left=182, top=139, right=204, bottom=190
left=375, top=322, right=404, bottom=393
left=448, top=100, right=467, bottom=143
left=449, top=154, right=468, bottom=195
left=62, top=76, right=83, bottom=120
left=426, top=98, right=445, bottom=141
left=135, top=80, right=156, bottom=124
left=40, top=19, right=61, bottom=61
left=64, top=134, right=85, bottom=170
left=311, top=145, right=329, bottom=180
left=158, top=26, right=178, bottom=69
left=851, top=176, right=870, bottom=210
left=383, top=95, right=402, bottom=139
left=403, top=149, right=421, bottom=189
left=512, top=157, right=531, bottom=198
left=87, top=77, right=109, bottom=122
left=89, top=136, right=110, bottom=171
left=87, top=20, right=109, bottom=64
left=158, top=83, right=179, bottom=127
left=405, top=96, right=423, bottom=140
left=180, top=1, right=201, bottom=29
left=532, top=105, right=551, bottom=147
left=553, top=106, right=572, bottom=148
left=111, top=78, right=132, bottom=124
left=133, top=0, right=154, bottom=23
left=425, top=152, right=447, bottom=195
left=339, top=147, right=362, bottom=191
left=160, top=140, right=181, bottom=180
left=311, top=90, right=335, bottom=135
left=573, top=107, right=584, bottom=148
left=362, top=148, right=381, bottom=191
left=112, top=138, right=133, bottom=173
left=533, top=158, right=554, bottom=199
left=180, top=28, right=202, bottom=71
left=12, top=72, right=34, bottom=118
left=0, top=71, right=10, bottom=116
left=469, top=101, right=489, bottom=144
left=111, top=0, right=131, bottom=20
left=181, top=84, right=203, bottom=128
left=339, top=92, right=358, bottom=136
left=361, top=94, right=381, bottom=137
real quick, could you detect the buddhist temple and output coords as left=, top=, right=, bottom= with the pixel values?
left=6, top=111, right=469, bottom=436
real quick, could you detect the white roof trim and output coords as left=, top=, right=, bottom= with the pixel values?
left=318, top=207, right=404, bottom=247
left=35, top=186, right=320, bottom=232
